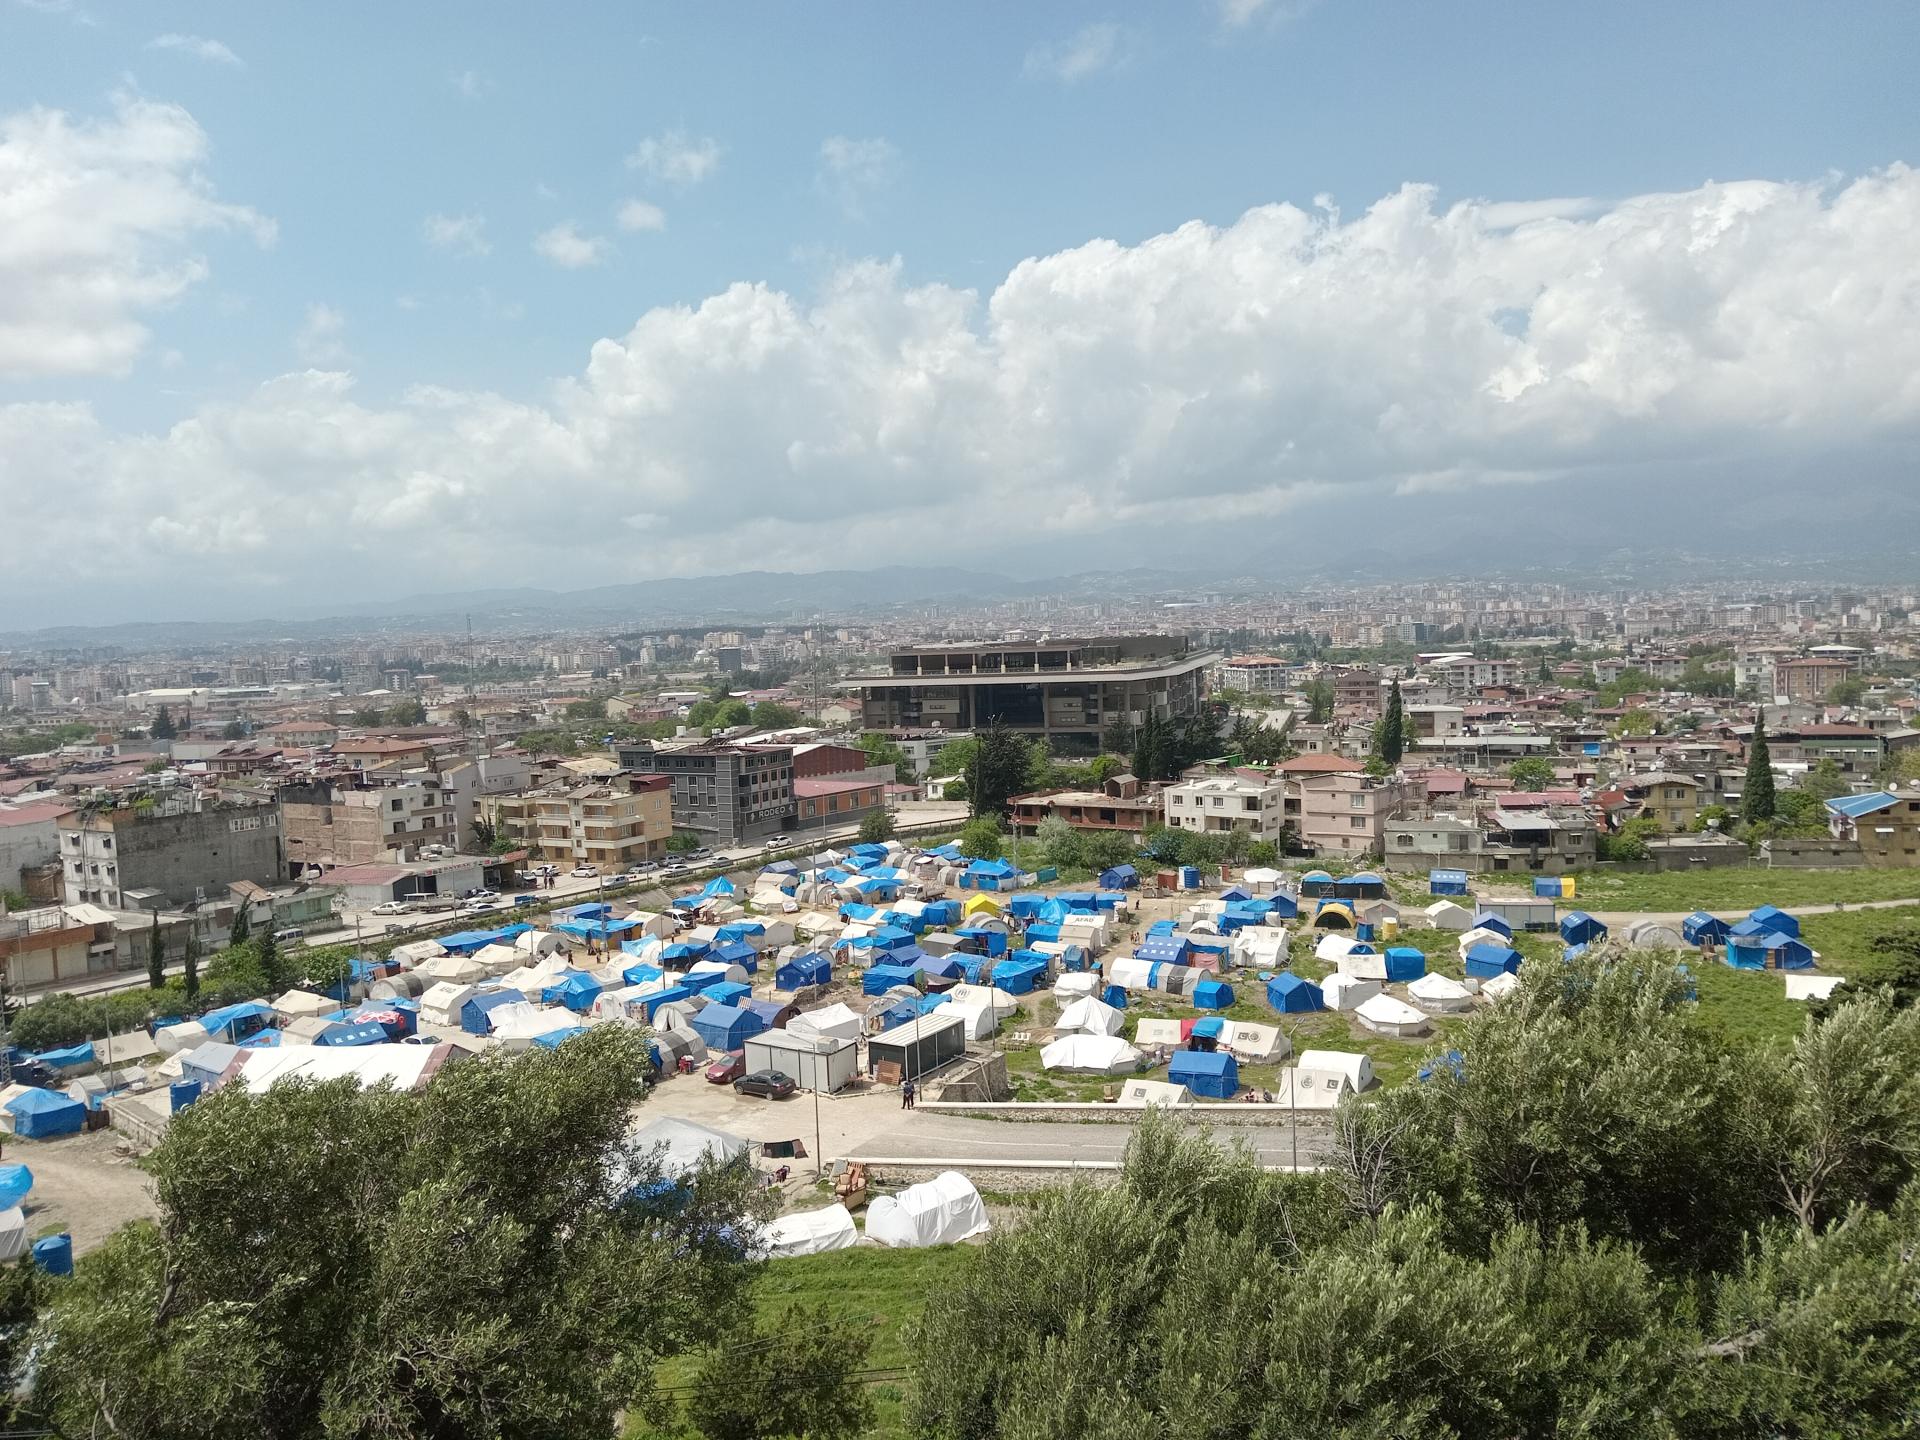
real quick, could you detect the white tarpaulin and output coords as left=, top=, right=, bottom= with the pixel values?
left=1322, top=974, right=1381, bottom=1011
left=1055, top=997, right=1125, bottom=1037
left=0, top=1207, right=24, bottom=1261
left=629, top=1116, right=752, bottom=1178
left=788, top=1002, right=863, bottom=1043
left=761, top=1203, right=859, bottom=1259
left=866, top=1171, right=990, bottom=1248
left=1040, top=1034, right=1141, bottom=1075
left=1051, top=971, right=1099, bottom=1000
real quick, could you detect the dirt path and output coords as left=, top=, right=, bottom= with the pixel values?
left=9, top=1128, right=159, bottom=1255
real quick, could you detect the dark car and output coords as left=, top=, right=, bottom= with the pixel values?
left=733, top=1069, right=797, bottom=1100
left=705, top=1052, right=747, bottom=1085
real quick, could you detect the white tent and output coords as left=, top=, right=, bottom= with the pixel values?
left=1423, top=900, right=1474, bottom=931
left=1105, top=957, right=1156, bottom=992
left=489, top=1003, right=581, bottom=1048
left=237, top=1043, right=446, bottom=1094
left=515, top=929, right=571, bottom=958
left=1133, top=1018, right=1184, bottom=1049
left=787, top=1003, right=863, bottom=1044
left=472, top=943, right=524, bottom=977
left=1337, top=948, right=1390, bottom=981
left=1292, top=1048, right=1373, bottom=1099
left=1407, top=972, right=1474, bottom=1013
left=1315, top=933, right=1362, bottom=964
left=629, top=1115, right=752, bottom=1178
left=1456, top=927, right=1508, bottom=958
left=1233, top=925, right=1289, bottom=969
left=1040, top=1034, right=1142, bottom=1075
left=761, top=1203, right=859, bottom=1259
left=947, top=983, right=1019, bottom=1018
left=1242, top=867, right=1284, bottom=886
left=1055, top=997, right=1125, bottom=1037
left=1051, top=971, right=1100, bottom=1001
left=592, top=985, right=649, bottom=1021
left=1784, top=973, right=1845, bottom=1002
left=153, top=1020, right=210, bottom=1057
left=282, top=1015, right=334, bottom=1043
left=271, top=988, right=337, bottom=1021
left=866, top=1171, right=991, bottom=1248
left=945, top=998, right=1001, bottom=1040
left=416, top=954, right=488, bottom=985
left=0, top=1208, right=24, bottom=1261
left=1480, top=971, right=1521, bottom=1001
left=1355, top=993, right=1431, bottom=1037
left=1117, top=1078, right=1195, bottom=1107
left=1322, top=973, right=1382, bottom=1011
left=1223, top=1021, right=1289, bottom=1063
left=1621, top=920, right=1686, bottom=950
left=419, top=981, right=478, bottom=1028
left=389, top=939, right=447, bottom=968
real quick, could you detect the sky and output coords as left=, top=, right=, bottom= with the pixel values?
left=3, top=0, right=1919, bottom=627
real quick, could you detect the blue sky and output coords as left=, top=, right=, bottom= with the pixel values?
left=3, top=1, right=1919, bottom=623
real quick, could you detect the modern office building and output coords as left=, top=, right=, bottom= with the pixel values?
left=614, top=741, right=795, bottom=846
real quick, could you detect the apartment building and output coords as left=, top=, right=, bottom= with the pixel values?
left=1619, top=772, right=1702, bottom=831
left=1009, top=775, right=1163, bottom=837
left=280, top=774, right=456, bottom=870
left=1163, top=772, right=1288, bottom=841
left=435, top=751, right=535, bottom=833
left=1774, top=656, right=1856, bottom=705
left=1826, top=785, right=1920, bottom=865
left=1285, top=759, right=1418, bottom=857
left=486, top=774, right=672, bottom=869
left=1217, top=656, right=1292, bottom=695
left=615, top=741, right=794, bottom=846
left=1332, top=665, right=1382, bottom=715
left=57, top=796, right=284, bottom=910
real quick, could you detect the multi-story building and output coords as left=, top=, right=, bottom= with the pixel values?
left=435, top=752, right=535, bottom=834
left=1826, top=785, right=1920, bottom=865
left=0, top=800, right=71, bottom=898
left=614, top=741, right=794, bottom=846
left=1774, top=656, right=1856, bottom=705
left=1331, top=665, right=1382, bottom=715
left=57, top=796, right=284, bottom=910
left=1283, top=757, right=1417, bottom=857
left=280, top=774, right=456, bottom=870
left=1778, top=724, right=1885, bottom=779
left=850, top=636, right=1215, bottom=756
left=1619, top=772, right=1702, bottom=831
left=1009, top=775, right=1163, bottom=838
left=1163, top=772, right=1289, bottom=842
left=486, top=774, right=673, bottom=870
left=1217, top=656, right=1292, bottom=695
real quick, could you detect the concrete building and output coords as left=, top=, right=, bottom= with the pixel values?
left=435, top=751, right=535, bottom=834
left=850, top=636, right=1215, bottom=756
left=0, top=800, right=71, bottom=898
left=615, top=741, right=794, bottom=846
left=1775, top=656, right=1857, bottom=705
left=793, top=775, right=887, bottom=832
left=57, top=796, right=284, bottom=910
left=485, top=774, right=672, bottom=869
left=0, top=903, right=116, bottom=989
left=1217, top=656, right=1292, bottom=695
left=1010, top=776, right=1163, bottom=837
left=871, top=728, right=973, bottom=781
left=1163, top=773, right=1288, bottom=842
left=281, top=774, right=456, bottom=870
left=1826, top=785, right=1920, bottom=865
left=1382, top=816, right=1483, bottom=870
left=1286, top=760, right=1417, bottom=857
left=1619, top=772, right=1702, bottom=831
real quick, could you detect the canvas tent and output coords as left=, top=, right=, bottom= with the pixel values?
left=629, top=1116, right=752, bottom=1179
left=1293, top=1047, right=1373, bottom=1094
left=760, top=1203, right=859, bottom=1259
left=1056, top=996, right=1126, bottom=1037
left=1222, top=1021, right=1288, bottom=1063
left=787, top=1003, right=863, bottom=1044
left=1356, top=993, right=1431, bottom=1037
left=866, top=1171, right=990, bottom=1248
left=1423, top=900, right=1474, bottom=932
left=2, top=1087, right=85, bottom=1138
left=1040, top=1034, right=1142, bottom=1075
left=1622, top=920, right=1687, bottom=950
left=1322, top=973, right=1382, bottom=1011
left=1118, top=1078, right=1195, bottom=1107
left=1265, top=972, right=1325, bottom=1013
left=1407, top=972, right=1473, bottom=1013
left=1168, top=1049, right=1238, bottom=1099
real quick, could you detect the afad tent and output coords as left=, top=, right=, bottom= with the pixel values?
left=1682, top=912, right=1730, bottom=946
left=1464, top=943, right=1524, bottom=980
left=866, top=1171, right=991, bottom=1249
left=1428, top=868, right=1470, bottom=896
left=759, top=1203, right=859, bottom=1259
left=1039, top=1034, right=1142, bottom=1075
left=1559, top=912, right=1608, bottom=947
left=1747, top=905, right=1801, bottom=939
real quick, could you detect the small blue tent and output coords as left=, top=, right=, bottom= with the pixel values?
left=1264, top=892, right=1300, bottom=920
left=0, top=1164, right=32, bottom=1209
left=4, top=1087, right=84, bottom=1139
left=1192, top=978, right=1236, bottom=1010
left=1464, top=943, right=1523, bottom=979
left=991, top=955, right=1048, bottom=995
left=460, top=990, right=520, bottom=1035
left=622, top=961, right=666, bottom=987
left=197, top=1001, right=274, bottom=1042
left=1727, top=932, right=1813, bottom=971
left=1189, top=1015, right=1225, bottom=1041
left=1747, top=905, right=1801, bottom=939
left=1559, top=911, right=1608, bottom=947
left=542, top=971, right=605, bottom=1013
left=704, top=981, right=751, bottom=1009
left=863, top=963, right=927, bottom=996
left=1266, top=972, right=1325, bottom=1013
left=1169, top=1050, right=1239, bottom=1099
left=1099, top=863, right=1140, bottom=890
left=1682, top=912, right=1730, bottom=946
left=691, top=1002, right=767, bottom=1052
left=1383, top=947, right=1427, bottom=982
left=775, top=952, right=832, bottom=990
left=1468, top=911, right=1515, bottom=940
left=1428, top=868, right=1470, bottom=896
left=1101, top=984, right=1129, bottom=1010
left=315, top=1020, right=388, bottom=1048
left=710, top=941, right=759, bottom=973
left=29, top=1042, right=96, bottom=1074
left=1134, top=935, right=1194, bottom=966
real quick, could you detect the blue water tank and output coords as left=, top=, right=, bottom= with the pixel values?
left=169, top=1079, right=203, bottom=1112
left=31, top=1233, right=73, bottom=1277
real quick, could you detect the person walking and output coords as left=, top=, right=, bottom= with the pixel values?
left=901, top=1078, right=916, bottom=1110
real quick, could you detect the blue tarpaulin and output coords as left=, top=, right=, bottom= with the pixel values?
left=315, top=1020, right=388, bottom=1048
left=28, top=1042, right=96, bottom=1072
left=532, top=1025, right=588, bottom=1050
left=542, top=971, right=605, bottom=1013
left=1464, top=943, right=1523, bottom=979
left=705, top=981, right=751, bottom=1008
left=197, top=1002, right=274, bottom=1041
left=4, top=1088, right=84, bottom=1139
left=1169, top=1050, right=1239, bottom=1099
left=990, top=956, right=1048, bottom=995
left=863, top=964, right=926, bottom=995
left=0, top=1164, right=32, bottom=1210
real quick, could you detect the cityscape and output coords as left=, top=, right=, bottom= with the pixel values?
left=3, top=2, right=1918, bottom=1436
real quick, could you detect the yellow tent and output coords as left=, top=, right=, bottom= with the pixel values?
left=962, top=894, right=1004, bottom=920
left=1313, top=902, right=1355, bottom=931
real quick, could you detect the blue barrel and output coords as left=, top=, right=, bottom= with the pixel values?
left=1179, top=865, right=1200, bottom=889
left=31, top=1233, right=73, bottom=1277
left=169, top=1079, right=203, bottom=1112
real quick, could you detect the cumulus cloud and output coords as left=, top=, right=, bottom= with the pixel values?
left=148, top=33, right=243, bottom=65
left=422, top=211, right=490, bottom=256
left=532, top=222, right=610, bottom=268
left=295, top=303, right=348, bottom=364
left=817, top=135, right=899, bottom=219
left=626, top=130, right=721, bottom=184
left=1024, top=22, right=1136, bottom=82
left=615, top=199, right=666, bottom=233
left=450, top=68, right=490, bottom=99
left=0, top=96, right=274, bottom=379
left=4, top=167, right=1920, bottom=618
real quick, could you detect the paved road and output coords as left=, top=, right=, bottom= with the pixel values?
left=848, top=1111, right=1330, bottom=1170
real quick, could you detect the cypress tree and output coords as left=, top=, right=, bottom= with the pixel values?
left=1378, top=680, right=1406, bottom=766
left=1743, top=714, right=1777, bottom=823
left=230, top=905, right=251, bottom=948
left=147, top=912, right=165, bottom=990
left=256, top=924, right=282, bottom=993
left=183, top=932, right=200, bottom=1003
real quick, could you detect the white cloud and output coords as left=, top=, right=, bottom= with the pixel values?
left=532, top=222, right=611, bottom=268
left=450, top=69, right=490, bottom=99
left=616, top=199, right=666, bottom=233
left=148, top=33, right=243, bottom=66
left=5, top=167, right=1920, bottom=616
left=626, top=130, right=721, bottom=185
left=295, top=303, right=348, bottom=364
left=0, top=96, right=273, bottom=379
left=1023, top=22, right=1137, bottom=82
left=422, top=211, right=490, bottom=256
left=1217, top=0, right=1318, bottom=29
left=817, top=136, right=899, bottom=219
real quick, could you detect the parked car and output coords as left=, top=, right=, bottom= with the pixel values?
left=459, top=898, right=502, bottom=915
left=370, top=900, right=413, bottom=917
left=570, top=864, right=599, bottom=878
left=463, top=887, right=500, bottom=901
left=733, top=1069, right=798, bottom=1100
left=272, top=926, right=306, bottom=942
left=532, top=864, right=561, bottom=877
left=664, top=860, right=689, bottom=873
left=705, top=1053, right=747, bottom=1085
left=763, top=834, right=791, bottom=850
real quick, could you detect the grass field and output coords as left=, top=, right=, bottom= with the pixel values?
left=637, top=1244, right=976, bottom=1438
left=1501, top=867, right=1920, bottom=915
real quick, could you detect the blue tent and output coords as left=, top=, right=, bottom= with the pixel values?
left=691, top=1002, right=767, bottom=1052
left=710, top=941, right=759, bottom=972
left=559, top=902, right=613, bottom=920
left=1682, top=912, right=1730, bottom=945
left=1468, top=911, right=1515, bottom=940
left=1559, top=911, right=1608, bottom=947
left=1727, top=918, right=1771, bottom=941
left=1727, top=932, right=1813, bottom=971
left=660, top=942, right=710, bottom=963
left=1266, top=972, right=1325, bottom=1013
left=955, top=926, right=1009, bottom=957
left=1169, top=1050, right=1239, bottom=1099
left=1264, top=892, right=1300, bottom=920
left=532, top=1025, right=588, bottom=1050
left=1464, top=943, right=1523, bottom=979
left=705, top=981, right=752, bottom=1008
left=775, top=952, right=832, bottom=990
left=460, top=990, right=520, bottom=1035
left=1218, top=885, right=1253, bottom=903
left=1189, top=1015, right=1225, bottom=1041
left=1747, top=905, right=1801, bottom=939
left=198, top=1001, right=275, bottom=1041
left=622, top=961, right=666, bottom=987
left=29, top=1042, right=96, bottom=1073
left=991, top=956, right=1048, bottom=995
left=1192, top=978, right=1236, bottom=1010
left=0, top=1164, right=31, bottom=1209
left=4, top=1087, right=84, bottom=1139
left=680, top=970, right=730, bottom=995
left=873, top=999, right=919, bottom=1032
left=863, top=963, right=926, bottom=996
left=1007, top=893, right=1047, bottom=919
left=924, top=842, right=963, bottom=861
left=1383, top=947, right=1427, bottom=982
left=543, top=972, right=605, bottom=1013
left=351, top=1003, right=417, bottom=1040
left=1099, top=863, right=1140, bottom=890
left=1101, top=984, right=1129, bottom=1009
left=1428, top=868, right=1470, bottom=896
left=638, top=985, right=694, bottom=1023
left=1134, top=935, right=1194, bottom=966
left=315, top=1020, right=388, bottom=1048
left=1418, top=1050, right=1467, bottom=1083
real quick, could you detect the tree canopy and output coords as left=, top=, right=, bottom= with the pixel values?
left=1507, top=756, right=1556, bottom=791
left=1744, top=716, right=1777, bottom=823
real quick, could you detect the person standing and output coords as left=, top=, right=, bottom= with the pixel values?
left=901, top=1078, right=915, bottom=1110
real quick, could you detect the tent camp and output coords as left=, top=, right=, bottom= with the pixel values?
left=1423, top=900, right=1474, bottom=932
left=1055, top=996, right=1125, bottom=1037
left=629, top=1116, right=752, bottom=1179
left=1407, top=972, right=1473, bottom=1013
left=1356, top=994, right=1431, bottom=1037
left=760, top=1203, right=859, bottom=1259
left=1040, top=1034, right=1142, bottom=1075
left=1266, top=972, right=1325, bottom=1013
left=2, top=1087, right=85, bottom=1138
left=1222, top=1021, right=1288, bottom=1063
left=866, top=1171, right=990, bottom=1248
left=1322, top=973, right=1382, bottom=1011
left=1464, top=943, right=1523, bottom=980
left=1169, top=1049, right=1239, bottom=1099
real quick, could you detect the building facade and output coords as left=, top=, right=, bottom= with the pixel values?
left=57, top=797, right=285, bottom=910
left=1826, top=786, right=1920, bottom=865
left=485, top=774, right=673, bottom=869
left=281, top=775, right=457, bottom=871
left=1163, top=773, right=1289, bottom=841
left=615, top=742, right=794, bottom=845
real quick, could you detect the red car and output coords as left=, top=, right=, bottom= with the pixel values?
left=705, top=1053, right=746, bottom=1085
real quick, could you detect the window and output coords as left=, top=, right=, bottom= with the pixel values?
left=1351, top=816, right=1367, bottom=829
left=1350, top=794, right=1365, bottom=809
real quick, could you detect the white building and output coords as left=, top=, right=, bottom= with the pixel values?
left=1217, top=656, right=1293, bottom=694
left=1163, top=773, right=1288, bottom=842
